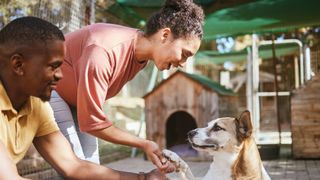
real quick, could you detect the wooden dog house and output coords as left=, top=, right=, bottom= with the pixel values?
left=143, top=71, right=238, bottom=159
left=291, top=75, right=320, bottom=158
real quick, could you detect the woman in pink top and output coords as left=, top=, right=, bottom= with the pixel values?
left=50, top=0, right=204, bottom=176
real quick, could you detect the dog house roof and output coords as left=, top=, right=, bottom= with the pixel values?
left=143, top=70, right=237, bottom=99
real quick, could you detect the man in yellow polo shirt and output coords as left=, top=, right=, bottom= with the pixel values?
left=0, top=82, right=59, bottom=164
left=0, top=17, right=172, bottom=179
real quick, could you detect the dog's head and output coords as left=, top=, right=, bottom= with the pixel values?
left=188, top=110, right=253, bottom=154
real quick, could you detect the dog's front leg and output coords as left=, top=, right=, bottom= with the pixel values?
left=162, top=149, right=196, bottom=180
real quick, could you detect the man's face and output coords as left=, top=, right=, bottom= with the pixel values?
left=22, top=40, right=65, bottom=101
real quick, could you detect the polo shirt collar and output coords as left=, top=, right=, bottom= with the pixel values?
left=0, top=80, right=32, bottom=116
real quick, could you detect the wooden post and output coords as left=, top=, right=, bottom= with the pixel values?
left=251, top=34, right=260, bottom=134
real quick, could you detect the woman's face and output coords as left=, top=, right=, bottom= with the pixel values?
left=152, top=30, right=201, bottom=71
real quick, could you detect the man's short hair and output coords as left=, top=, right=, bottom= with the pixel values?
left=0, top=16, right=65, bottom=45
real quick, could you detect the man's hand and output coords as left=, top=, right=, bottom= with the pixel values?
left=142, top=140, right=175, bottom=173
left=145, top=169, right=168, bottom=180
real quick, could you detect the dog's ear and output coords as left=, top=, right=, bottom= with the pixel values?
left=235, top=110, right=253, bottom=142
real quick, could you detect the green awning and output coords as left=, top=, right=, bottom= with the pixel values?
left=204, top=0, right=320, bottom=39
left=195, top=42, right=299, bottom=65
left=143, top=70, right=237, bottom=98
left=107, top=0, right=215, bottom=28
left=106, top=0, right=320, bottom=39
left=182, top=71, right=237, bottom=96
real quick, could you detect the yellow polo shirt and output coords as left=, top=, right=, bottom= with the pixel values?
left=0, top=81, right=59, bottom=163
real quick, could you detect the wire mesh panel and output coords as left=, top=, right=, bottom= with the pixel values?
left=0, top=0, right=93, bottom=33
left=0, top=0, right=94, bottom=179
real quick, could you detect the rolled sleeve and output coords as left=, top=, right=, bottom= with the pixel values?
left=35, top=102, right=59, bottom=137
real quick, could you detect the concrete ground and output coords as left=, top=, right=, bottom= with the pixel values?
left=105, top=157, right=320, bottom=180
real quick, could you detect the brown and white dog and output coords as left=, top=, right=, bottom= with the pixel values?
left=163, top=110, right=271, bottom=180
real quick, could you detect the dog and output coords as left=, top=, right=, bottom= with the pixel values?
left=163, top=110, right=271, bottom=180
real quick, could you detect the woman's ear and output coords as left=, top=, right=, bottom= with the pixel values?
left=10, top=54, right=25, bottom=76
left=160, top=28, right=171, bottom=43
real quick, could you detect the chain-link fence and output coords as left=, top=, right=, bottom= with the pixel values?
left=0, top=0, right=94, bottom=33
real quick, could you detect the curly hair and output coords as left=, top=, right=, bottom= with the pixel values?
left=145, top=0, right=204, bottom=39
left=0, top=16, right=64, bottom=45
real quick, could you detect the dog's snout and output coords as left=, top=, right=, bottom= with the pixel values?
left=188, top=130, right=198, bottom=138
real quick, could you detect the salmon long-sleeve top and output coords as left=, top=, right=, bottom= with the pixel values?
left=56, top=23, right=147, bottom=132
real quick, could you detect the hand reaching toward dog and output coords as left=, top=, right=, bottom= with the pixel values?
left=145, top=169, right=169, bottom=180
left=142, top=140, right=176, bottom=173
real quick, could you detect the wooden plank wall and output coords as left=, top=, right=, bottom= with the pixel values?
left=219, top=96, right=239, bottom=117
left=291, top=75, right=320, bottom=158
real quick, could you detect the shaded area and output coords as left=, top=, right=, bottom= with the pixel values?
left=166, top=111, right=198, bottom=157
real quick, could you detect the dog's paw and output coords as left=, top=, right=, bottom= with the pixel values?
left=162, top=149, right=180, bottom=162
left=162, top=149, right=188, bottom=172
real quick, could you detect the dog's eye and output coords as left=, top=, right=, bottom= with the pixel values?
left=212, top=124, right=225, bottom=131
left=213, top=126, right=222, bottom=131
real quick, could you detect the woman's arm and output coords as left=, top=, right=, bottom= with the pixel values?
left=88, top=126, right=171, bottom=172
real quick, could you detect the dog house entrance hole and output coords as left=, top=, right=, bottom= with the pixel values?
left=166, top=111, right=198, bottom=157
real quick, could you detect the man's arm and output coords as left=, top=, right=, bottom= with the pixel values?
left=0, top=140, right=29, bottom=180
left=33, top=131, right=167, bottom=179
left=88, top=126, right=170, bottom=172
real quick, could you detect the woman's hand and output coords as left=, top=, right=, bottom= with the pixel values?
left=142, top=140, right=175, bottom=173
